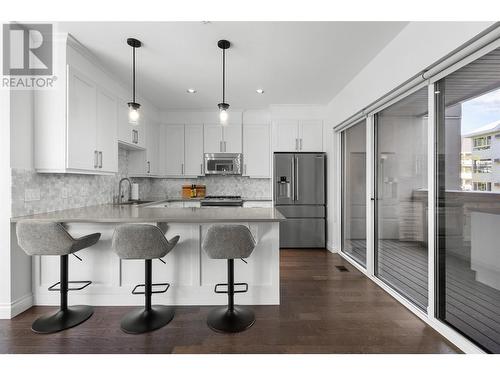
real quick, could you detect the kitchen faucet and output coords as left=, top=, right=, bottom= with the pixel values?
left=118, top=177, right=132, bottom=204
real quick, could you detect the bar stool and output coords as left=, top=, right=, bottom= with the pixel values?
left=16, top=220, right=100, bottom=333
left=202, top=224, right=256, bottom=333
left=112, top=223, right=180, bottom=334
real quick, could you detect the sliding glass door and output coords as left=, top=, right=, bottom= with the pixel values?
left=374, top=87, right=429, bottom=310
left=342, top=120, right=367, bottom=267
left=436, top=47, right=500, bottom=353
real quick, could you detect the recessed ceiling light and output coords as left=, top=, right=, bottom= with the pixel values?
left=187, top=89, right=197, bottom=93
left=256, top=89, right=264, bottom=94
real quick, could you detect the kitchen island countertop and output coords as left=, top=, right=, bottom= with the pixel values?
left=10, top=204, right=285, bottom=223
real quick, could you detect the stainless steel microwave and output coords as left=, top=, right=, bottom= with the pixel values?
left=204, top=153, right=242, bottom=175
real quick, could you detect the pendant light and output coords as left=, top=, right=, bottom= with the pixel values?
left=127, top=38, right=142, bottom=125
left=217, top=39, right=230, bottom=125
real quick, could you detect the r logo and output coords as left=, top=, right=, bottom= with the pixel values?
left=3, top=23, right=53, bottom=76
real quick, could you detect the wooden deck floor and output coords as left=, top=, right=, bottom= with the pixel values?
left=0, top=249, right=459, bottom=354
left=345, top=239, right=500, bottom=353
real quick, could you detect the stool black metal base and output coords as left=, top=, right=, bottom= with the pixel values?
left=32, top=305, right=93, bottom=334
left=120, top=305, right=175, bottom=334
left=207, top=305, right=255, bottom=333
left=120, top=259, right=174, bottom=334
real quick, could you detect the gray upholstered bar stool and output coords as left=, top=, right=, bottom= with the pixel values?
left=202, top=224, right=256, bottom=333
left=16, top=220, right=100, bottom=333
left=112, top=224, right=179, bottom=334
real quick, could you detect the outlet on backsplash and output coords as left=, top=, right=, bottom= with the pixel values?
left=24, top=188, right=41, bottom=202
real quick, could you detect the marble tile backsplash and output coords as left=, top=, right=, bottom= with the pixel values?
left=11, top=147, right=272, bottom=217
left=11, top=148, right=130, bottom=217
left=149, top=176, right=272, bottom=200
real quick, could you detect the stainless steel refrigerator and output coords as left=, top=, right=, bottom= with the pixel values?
left=274, top=153, right=326, bottom=248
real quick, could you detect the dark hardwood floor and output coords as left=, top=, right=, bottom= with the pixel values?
left=0, top=249, right=460, bottom=354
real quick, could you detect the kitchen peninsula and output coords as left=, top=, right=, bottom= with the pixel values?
left=11, top=203, right=284, bottom=307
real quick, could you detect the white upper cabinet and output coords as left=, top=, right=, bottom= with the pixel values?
left=161, top=124, right=204, bottom=177
left=243, top=124, right=271, bottom=178
left=162, top=124, right=184, bottom=176
left=129, top=117, right=160, bottom=176
left=273, top=120, right=299, bottom=152
left=66, top=67, right=97, bottom=171
left=299, top=120, right=323, bottom=152
left=204, top=124, right=223, bottom=153
left=223, top=124, right=243, bottom=153
left=96, top=88, right=118, bottom=173
left=204, top=123, right=242, bottom=153
left=117, top=100, right=145, bottom=149
left=184, top=124, right=204, bottom=176
left=273, top=119, right=323, bottom=152
left=34, top=38, right=123, bottom=175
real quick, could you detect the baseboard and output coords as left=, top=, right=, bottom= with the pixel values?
left=326, top=241, right=336, bottom=253
left=0, top=293, right=33, bottom=319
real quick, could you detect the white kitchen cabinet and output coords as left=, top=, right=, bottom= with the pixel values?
left=243, top=124, right=271, bottom=178
left=163, top=124, right=184, bottom=176
left=184, top=124, right=204, bottom=176
left=299, top=120, right=323, bottom=152
left=128, top=117, right=160, bottom=176
left=117, top=100, right=145, bottom=149
left=96, top=88, right=118, bottom=173
left=273, top=119, right=323, bottom=152
left=64, top=66, right=118, bottom=174
left=243, top=201, right=273, bottom=208
left=203, top=123, right=242, bottom=153
left=273, top=120, right=298, bottom=152
left=66, top=68, right=97, bottom=171
left=161, top=124, right=204, bottom=177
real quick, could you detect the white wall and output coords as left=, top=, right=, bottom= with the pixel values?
left=326, top=21, right=495, bottom=252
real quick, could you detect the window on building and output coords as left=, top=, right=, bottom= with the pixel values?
left=473, top=159, right=492, bottom=173
left=473, top=181, right=492, bottom=191
left=473, top=135, right=491, bottom=150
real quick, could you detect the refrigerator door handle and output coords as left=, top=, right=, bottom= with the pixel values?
left=291, top=156, right=296, bottom=201
left=295, top=155, right=299, bottom=201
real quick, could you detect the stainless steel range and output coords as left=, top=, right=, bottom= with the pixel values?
left=200, top=195, right=243, bottom=207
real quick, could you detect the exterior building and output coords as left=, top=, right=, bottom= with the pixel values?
left=464, top=119, right=500, bottom=192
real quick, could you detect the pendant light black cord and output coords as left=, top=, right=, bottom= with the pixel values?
left=132, top=46, right=136, bottom=103
left=222, top=47, right=225, bottom=103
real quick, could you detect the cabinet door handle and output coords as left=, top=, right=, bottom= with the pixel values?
left=136, top=130, right=139, bottom=144
left=200, top=163, right=203, bottom=175
left=299, top=138, right=303, bottom=150
left=94, top=150, right=98, bottom=168
left=181, top=163, right=184, bottom=175
left=295, top=138, right=298, bottom=151
left=147, top=161, right=150, bottom=174
left=99, top=151, right=103, bottom=168
left=219, top=140, right=223, bottom=152
left=244, top=164, right=247, bottom=175
left=224, top=141, right=227, bottom=152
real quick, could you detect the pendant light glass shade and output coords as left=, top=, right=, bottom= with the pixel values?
left=128, top=103, right=140, bottom=124
left=127, top=38, right=142, bottom=126
left=217, top=40, right=230, bottom=126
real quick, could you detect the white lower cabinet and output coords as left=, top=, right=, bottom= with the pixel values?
left=161, top=124, right=204, bottom=177
left=243, top=124, right=271, bottom=178
left=243, top=201, right=273, bottom=208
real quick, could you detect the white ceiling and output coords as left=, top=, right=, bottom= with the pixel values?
left=56, top=21, right=408, bottom=110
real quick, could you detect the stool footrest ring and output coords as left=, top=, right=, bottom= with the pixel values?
left=132, top=282, right=170, bottom=295
left=214, top=282, right=248, bottom=294
left=48, top=280, right=92, bottom=292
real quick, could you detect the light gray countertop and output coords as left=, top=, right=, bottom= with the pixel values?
left=10, top=204, right=285, bottom=223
